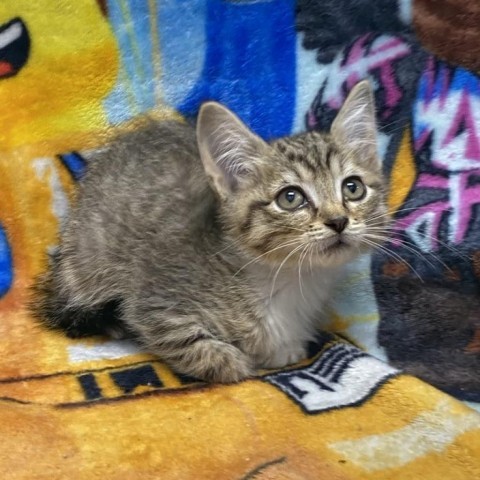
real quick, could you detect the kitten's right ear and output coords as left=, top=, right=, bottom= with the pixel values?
left=196, top=102, right=268, bottom=200
left=331, top=80, right=379, bottom=168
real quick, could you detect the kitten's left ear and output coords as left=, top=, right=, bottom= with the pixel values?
left=197, top=102, right=268, bottom=200
left=331, top=81, right=379, bottom=167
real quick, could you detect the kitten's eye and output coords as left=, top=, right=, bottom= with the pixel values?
left=342, top=176, right=366, bottom=201
left=276, top=187, right=306, bottom=210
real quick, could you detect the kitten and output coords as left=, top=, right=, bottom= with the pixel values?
left=31, top=81, right=389, bottom=383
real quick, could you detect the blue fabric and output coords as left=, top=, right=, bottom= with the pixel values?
left=178, top=0, right=296, bottom=138
left=0, top=224, right=13, bottom=298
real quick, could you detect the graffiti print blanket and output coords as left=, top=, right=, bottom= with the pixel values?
left=1, top=1, right=480, bottom=478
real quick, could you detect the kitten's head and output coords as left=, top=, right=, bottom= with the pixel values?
left=197, top=81, right=389, bottom=268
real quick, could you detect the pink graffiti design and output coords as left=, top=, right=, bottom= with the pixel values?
left=394, top=59, right=480, bottom=252
left=307, top=34, right=411, bottom=130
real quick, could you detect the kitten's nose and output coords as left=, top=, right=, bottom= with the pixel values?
left=324, top=216, right=349, bottom=233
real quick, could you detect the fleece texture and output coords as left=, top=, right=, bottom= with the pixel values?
left=0, top=1, right=479, bottom=478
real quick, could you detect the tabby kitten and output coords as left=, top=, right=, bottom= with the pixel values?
left=32, top=81, right=388, bottom=383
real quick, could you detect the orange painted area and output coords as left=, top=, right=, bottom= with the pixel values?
left=0, top=152, right=76, bottom=309
left=0, top=370, right=478, bottom=479
left=0, top=0, right=121, bottom=317
left=388, top=128, right=417, bottom=214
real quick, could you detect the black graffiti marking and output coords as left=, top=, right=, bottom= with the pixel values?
left=110, top=364, right=163, bottom=394
left=77, top=373, right=102, bottom=400
left=240, top=456, right=287, bottom=480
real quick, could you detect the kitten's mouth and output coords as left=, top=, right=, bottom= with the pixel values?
left=323, top=237, right=350, bottom=254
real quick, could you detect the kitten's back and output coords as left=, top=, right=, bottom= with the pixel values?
left=56, top=120, right=217, bottom=303
left=80, top=120, right=211, bottom=232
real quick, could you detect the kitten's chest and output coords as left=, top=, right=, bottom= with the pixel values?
left=252, top=267, right=338, bottom=343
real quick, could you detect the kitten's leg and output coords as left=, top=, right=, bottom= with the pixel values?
left=259, top=344, right=308, bottom=369
left=130, top=313, right=253, bottom=383
left=238, top=321, right=308, bottom=370
left=246, top=336, right=307, bottom=369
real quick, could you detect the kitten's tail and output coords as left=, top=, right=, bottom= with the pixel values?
left=29, top=263, right=125, bottom=339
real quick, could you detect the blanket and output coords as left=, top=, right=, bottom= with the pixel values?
left=1, top=1, right=479, bottom=478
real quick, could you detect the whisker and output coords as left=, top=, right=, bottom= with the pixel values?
left=365, top=233, right=450, bottom=272
left=308, top=242, right=314, bottom=273
left=233, top=239, right=301, bottom=277
left=360, top=237, right=424, bottom=281
left=366, top=225, right=470, bottom=261
left=392, top=230, right=469, bottom=261
left=270, top=243, right=306, bottom=301
left=298, top=243, right=310, bottom=302
left=365, top=207, right=421, bottom=224
left=209, top=236, right=246, bottom=257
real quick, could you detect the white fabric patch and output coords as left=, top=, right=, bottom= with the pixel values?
left=68, top=340, right=141, bottom=363
left=465, top=401, right=480, bottom=414
left=329, top=254, right=386, bottom=361
left=293, top=34, right=329, bottom=133
left=330, top=399, right=480, bottom=471
left=33, top=157, right=69, bottom=228
left=265, top=342, right=398, bottom=413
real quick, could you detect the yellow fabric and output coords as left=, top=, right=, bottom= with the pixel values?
left=1, top=319, right=480, bottom=479
left=0, top=1, right=118, bottom=151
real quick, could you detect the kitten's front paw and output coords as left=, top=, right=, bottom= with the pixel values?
left=175, top=341, right=253, bottom=384
left=260, top=344, right=307, bottom=369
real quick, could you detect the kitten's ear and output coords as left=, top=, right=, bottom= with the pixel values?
left=331, top=81, right=379, bottom=167
left=197, top=102, right=268, bottom=199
